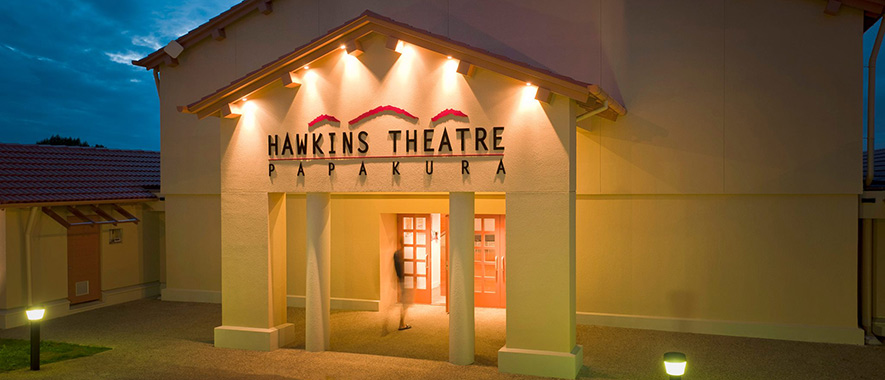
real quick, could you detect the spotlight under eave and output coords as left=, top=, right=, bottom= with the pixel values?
left=456, top=60, right=476, bottom=77
left=535, top=87, right=553, bottom=103
left=344, top=39, right=364, bottom=56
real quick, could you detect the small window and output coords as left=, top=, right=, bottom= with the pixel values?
left=109, top=228, right=123, bottom=244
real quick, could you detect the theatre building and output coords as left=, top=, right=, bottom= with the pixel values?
left=125, top=0, right=874, bottom=378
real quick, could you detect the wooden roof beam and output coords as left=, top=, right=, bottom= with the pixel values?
left=67, top=206, right=95, bottom=225
left=112, top=204, right=139, bottom=224
left=90, top=205, right=118, bottom=226
left=41, top=207, right=70, bottom=229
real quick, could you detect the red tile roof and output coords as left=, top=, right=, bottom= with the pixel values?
left=0, top=143, right=159, bottom=206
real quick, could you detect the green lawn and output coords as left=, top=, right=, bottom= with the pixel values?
left=0, top=339, right=111, bottom=372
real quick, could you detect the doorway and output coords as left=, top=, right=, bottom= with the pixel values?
left=398, top=213, right=506, bottom=309
left=67, top=219, right=101, bottom=305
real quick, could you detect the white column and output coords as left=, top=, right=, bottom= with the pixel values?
left=449, top=192, right=475, bottom=365
left=215, top=192, right=295, bottom=351
left=305, top=192, right=331, bottom=352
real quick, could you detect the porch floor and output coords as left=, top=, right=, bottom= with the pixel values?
left=1, top=298, right=884, bottom=379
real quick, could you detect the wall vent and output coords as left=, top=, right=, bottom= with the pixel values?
left=75, top=281, right=89, bottom=296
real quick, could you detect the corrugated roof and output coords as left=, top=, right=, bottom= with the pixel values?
left=0, top=143, right=159, bottom=206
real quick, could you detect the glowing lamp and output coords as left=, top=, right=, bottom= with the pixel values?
left=303, top=65, right=309, bottom=70
left=663, top=352, right=687, bottom=379
left=26, top=307, right=45, bottom=321
left=27, top=306, right=45, bottom=370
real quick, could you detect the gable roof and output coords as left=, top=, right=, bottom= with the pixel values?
left=135, top=8, right=627, bottom=121
left=0, top=143, right=160, bottom=207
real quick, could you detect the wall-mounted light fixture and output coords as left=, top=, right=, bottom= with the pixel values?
left=535, top=87, right=553, bottom=103
left=385, top=37, right=405, bottom=54
left=343, top=40, right=364, bottom=56
left=280, top=71, right=302, bottom=89
left=663, top=352, right=687, bottom=379
left=27, top=306, right=45, bottom=371
left=456, top=60, right=476, bottom=78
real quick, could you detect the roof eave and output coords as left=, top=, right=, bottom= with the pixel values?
left=132, top=0, right=272, bottom=70
left=0, top=197, right=158, bottom=210
left=179, top=12, right=626, bottom=121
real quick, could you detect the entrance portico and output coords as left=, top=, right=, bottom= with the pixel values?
left=178, top=11, right=623, bottom=379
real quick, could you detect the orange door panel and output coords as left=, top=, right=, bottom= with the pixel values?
left=67, top=218, right=101, bottom=305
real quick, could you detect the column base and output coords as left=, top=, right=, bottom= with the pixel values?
left=214, top=323, right=296, bottom=351
left=498, top=344, right=583, bottom=379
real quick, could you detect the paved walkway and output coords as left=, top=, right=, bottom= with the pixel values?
left=1, top=299, right=885, bottom=379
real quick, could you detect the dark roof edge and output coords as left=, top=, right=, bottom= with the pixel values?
left=0, top=142, right=159, bottom=155
left=132, top=0, right=265, bottom=69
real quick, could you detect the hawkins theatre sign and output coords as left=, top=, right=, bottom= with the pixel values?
left=267, top=105, right=506, bottom=178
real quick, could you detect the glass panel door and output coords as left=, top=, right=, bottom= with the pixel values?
left=397, top=214, right=432, bottom=304
left=474, top=215, right=505, bottom=308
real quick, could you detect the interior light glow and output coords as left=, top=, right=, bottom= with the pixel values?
left=26, top=308, right=45, bottom=321
left=340, top=44, right=346, bottom=50
left=663, top=352, right=687, bottom=377
left=447, top=56, right=453, bottom=60
left=241, top=97, right=247, bottom=102
left=526, top=82, right=532, bottom=86
left=303, top=65, right=309, bottom=70
left=395, top=40, right=405, bottom=53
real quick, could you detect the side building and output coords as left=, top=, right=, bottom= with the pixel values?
left=0, top=143, right=164, bottom=328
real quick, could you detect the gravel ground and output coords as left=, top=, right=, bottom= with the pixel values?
left=1, top=299, right=884, bottom=379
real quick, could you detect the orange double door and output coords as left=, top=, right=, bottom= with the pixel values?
left=396, top=214, right=506, bottom=309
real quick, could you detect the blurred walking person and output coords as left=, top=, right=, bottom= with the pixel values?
left=394, top=240, right=412, bottom=330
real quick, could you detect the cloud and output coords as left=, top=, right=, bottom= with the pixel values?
left=131, top=35, right=162, bottom=50
left=105, top=51, right=143, bottom=65
left=2, top=43, right=59, bottom=64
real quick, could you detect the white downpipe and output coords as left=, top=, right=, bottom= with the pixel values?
left=24, top=206, right=38, bottom=306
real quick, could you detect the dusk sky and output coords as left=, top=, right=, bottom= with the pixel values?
left=0, top=0, right=239, bottom=151
left=0, top=2, right=883, bottom=152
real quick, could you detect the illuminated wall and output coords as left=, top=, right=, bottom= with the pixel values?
left=157, top=0, right=864, bottom=344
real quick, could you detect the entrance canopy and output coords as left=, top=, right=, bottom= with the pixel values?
left=135, top=10, right=626, bottom=122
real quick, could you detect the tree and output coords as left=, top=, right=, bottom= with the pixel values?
left=36, top=135, right=105, bottom=148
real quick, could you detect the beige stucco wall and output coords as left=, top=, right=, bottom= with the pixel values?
left=155, top=0, right=864, bottom=344
left=577, top=195, right=857, bottom=326
left=2, top=205, right=163, bottom=311
left=164, top=195, right=222, bottom=293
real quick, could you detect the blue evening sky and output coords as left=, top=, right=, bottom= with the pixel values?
left=0, top=2, right=881, bottom=152
left=0, top=0, right=240, bottom=151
